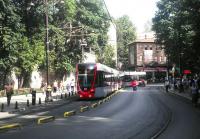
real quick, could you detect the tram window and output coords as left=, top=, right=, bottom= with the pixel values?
left=96, top=71, right=104, bottom=87
left=78, top=64, right=95, bottom=74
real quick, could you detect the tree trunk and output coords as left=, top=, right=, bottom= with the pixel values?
left=18, top=75, right=24, bottom=88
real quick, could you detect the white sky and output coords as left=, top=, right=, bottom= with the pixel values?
left=104, top=0, right=159, bottom=34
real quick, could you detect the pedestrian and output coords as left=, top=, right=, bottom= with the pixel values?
left=4, top=83, right=14, bottom=106
left=70, top=79, right=75, bottom=93
left=59, top=81, right=63, bottom=93
left=53, top=80, right=58, bottom=93
left=40, top=81, right=46, bottom=94
left=179, top=77, right=184, bottom=93
left=164, top=78, right=170, bottom=92
left=66, top=81, right=70, bottom=93
left=191, top=77, right=198, bottom=107
left=131, top=80, right=137, bottom=91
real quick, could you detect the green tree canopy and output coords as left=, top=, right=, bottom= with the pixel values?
left=115, top=15, right=136, bottom=70
left=152, top=0, right=200, bottom=73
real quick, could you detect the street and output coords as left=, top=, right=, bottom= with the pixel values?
left=0, top=84, right=200, bottom=139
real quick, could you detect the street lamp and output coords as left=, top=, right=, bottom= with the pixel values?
left=44, top=0, right=64, bottom=101
left=44, top=0, right=50, bottom=87
left=80, top=39, right=87, bottom=62
left=45, top=0, right=65, bottom=86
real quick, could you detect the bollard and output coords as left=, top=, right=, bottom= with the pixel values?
left=27, top=100, right=29, bottom=107
left=61, top=94, right=63, bottom=99
left=31, top=90, right=36, bottom=105
left=39, top=98, right=41, bottom=105
left=65, top=93, right=67, bottom=98
left=45, top=98, right=47, bottom=103
left=1, top=103, right=4, bottom=112
left=15, top=101, right=18, bottom=109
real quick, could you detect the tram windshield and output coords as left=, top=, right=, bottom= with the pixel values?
left=77, top=64, right=95, bottom=89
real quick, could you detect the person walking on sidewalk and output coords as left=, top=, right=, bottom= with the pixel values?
left=53, top=80, right=58, bottom=93
left=191, top=76, right=199, bottom=107
left=4, top=83, right=14, bottom=106
left=164, top=77, right=170, bottom=92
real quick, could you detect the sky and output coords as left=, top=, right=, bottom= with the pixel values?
left=104, top=0, right=159, bottom=34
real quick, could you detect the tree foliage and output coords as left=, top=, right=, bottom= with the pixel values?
left=0, top=0, right=112, bottom=88
left=115, top=15, right=136, bottom=70
left=152, top=0, right=200, bottom=73
left=102, top=45, right=116, bottom=68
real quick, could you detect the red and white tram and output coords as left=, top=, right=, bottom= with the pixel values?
left=76, top=63, right=120, bottom=99
left=121, top=71, right=146, bottom=87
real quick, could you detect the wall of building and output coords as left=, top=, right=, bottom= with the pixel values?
left=129, top=34, right=167, bottom=82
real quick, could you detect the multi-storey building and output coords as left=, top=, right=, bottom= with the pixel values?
left=128, top=34, right=167, bottom=82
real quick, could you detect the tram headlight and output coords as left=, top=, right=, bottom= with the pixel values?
left=90, top=88, right=94, bottom=93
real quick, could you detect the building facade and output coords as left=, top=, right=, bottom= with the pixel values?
left=128, top=35, right=167, bottom=82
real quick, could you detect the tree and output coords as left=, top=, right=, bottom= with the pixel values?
left=75, top=0, right=110, bottom=61
left=115, top=15, right=136, bottom=70
left=0, top=0, right=24, bottom=88
left=102, top=45, right=115, bottom=68
left=152, top=0, right=200, bottom=73
left=0, top=0, right=113, bottom=88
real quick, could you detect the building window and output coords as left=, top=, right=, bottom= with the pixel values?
left=145, top=47, right=148, bottom=50
left=150, top=47, right=152, bottom=50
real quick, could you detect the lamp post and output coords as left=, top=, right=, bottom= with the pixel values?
left=80, top=39, right=87, bottom=62
left=45, top=0, right=49, bottom=86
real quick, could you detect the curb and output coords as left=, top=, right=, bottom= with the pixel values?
left=0, top=123, right=22, bottom=132
left=162, top=87, right=192, bottom=102
left=169, top=90, right=192, bottom=101
left=64, top=110, right=76, bottom=117
left=37, top=116, right=55, bottom=124
left=80, top=106, right=89, bottom=112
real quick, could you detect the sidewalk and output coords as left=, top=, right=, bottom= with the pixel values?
left=166, top=86, right=200, bottom=104
left=0, top=89, right=75, bottom=120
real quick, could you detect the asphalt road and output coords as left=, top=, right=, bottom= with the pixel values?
left=1, top=84, right=200, bottom=139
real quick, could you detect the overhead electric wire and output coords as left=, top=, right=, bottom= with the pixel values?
left=102, top=0, right=116, bottom=29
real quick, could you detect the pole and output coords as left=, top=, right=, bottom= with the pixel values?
left=167, top=54, right=169, bottom=79
left=45, top=0, right=49, bottom=85
left=81, top=27, right=84, bottom=63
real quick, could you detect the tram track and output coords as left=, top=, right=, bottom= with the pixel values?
left=150, top=93, right=172, bottom=139
left=124, top=87, right=172, bottom=139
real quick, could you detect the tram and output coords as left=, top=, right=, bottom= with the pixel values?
left=76, top=63, right=120, bottom=99
left=121, top=71, right=146, bottom=87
